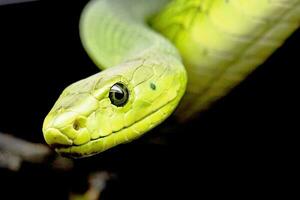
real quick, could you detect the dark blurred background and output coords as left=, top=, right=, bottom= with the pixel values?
left=0, top=1, right=298, bottom=199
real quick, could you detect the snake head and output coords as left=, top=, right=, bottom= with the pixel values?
left=43, top=59, right=186, bottom=158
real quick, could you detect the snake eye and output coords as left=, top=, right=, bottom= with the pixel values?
left=109, top=83, right=129, bottom=107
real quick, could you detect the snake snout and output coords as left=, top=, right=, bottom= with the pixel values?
left=43, top=128, right=73, bottom=148
left=43, top=112, right=92, bottom=148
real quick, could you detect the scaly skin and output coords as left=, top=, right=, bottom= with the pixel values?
left=43, top=0, right=300, bottom=157
left=152, top=0, right=300, bottom=120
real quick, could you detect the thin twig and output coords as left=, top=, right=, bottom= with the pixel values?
left=0, top=132, right=73, bottom=171
left=0, top=0, right=38, bottom=6
left=69, top=171, right=113, bottom=200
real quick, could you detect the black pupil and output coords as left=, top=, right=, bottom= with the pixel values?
left=109, top=83, right=128, bottom=107
left=114, top=91, right=124, bottom=100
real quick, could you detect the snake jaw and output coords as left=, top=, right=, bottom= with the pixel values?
left=43, top=125, right=92, bottom=148
left=52, top=92, right=183, bottom=158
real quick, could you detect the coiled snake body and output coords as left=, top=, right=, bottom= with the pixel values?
left=42, top=0, right=300, bottom=157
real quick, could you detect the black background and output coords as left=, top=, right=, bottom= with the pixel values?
left=0, top=1, right=298, bottom=199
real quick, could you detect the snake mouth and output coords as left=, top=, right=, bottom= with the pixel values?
left=54, top=98, right=177, bottom=158
left=44, top=128, right=73, bottom=148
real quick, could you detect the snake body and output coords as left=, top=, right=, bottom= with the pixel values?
left=42, top=0, right=300, bottom=157
left=153, top=0, right=300, bottom=120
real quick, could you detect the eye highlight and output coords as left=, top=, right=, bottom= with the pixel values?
left=109, top=83, right=129, bottom=107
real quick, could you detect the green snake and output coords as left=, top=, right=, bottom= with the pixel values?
left=42, top=0, right=300, bottom=157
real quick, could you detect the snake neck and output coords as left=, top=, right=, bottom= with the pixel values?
left=80, top=0, right=181, bottom=68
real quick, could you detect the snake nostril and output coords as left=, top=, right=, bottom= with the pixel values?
left=73, top=119, right=84, bottom=131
